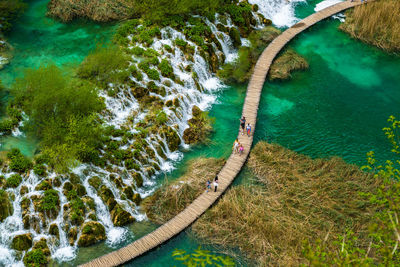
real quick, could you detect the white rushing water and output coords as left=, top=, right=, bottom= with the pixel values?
left=249, top=0, right=307, bottom=27
left=0, top=0, right=308, bottom=265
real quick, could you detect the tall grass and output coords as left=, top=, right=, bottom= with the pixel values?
left=142, top=158, right=225, bottom=224
left=192, top=142, right=378, bottom=266
left=340, top=0, right=400, bottom=53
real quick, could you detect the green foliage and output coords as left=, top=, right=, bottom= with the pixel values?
left=172, top=247, right=235, bottom=267
left=7, top=148, right=32, bottom=173
left=0, top=118, right=18, bottom=135
left=6, top=174, right=22, bottom=188
left=156, top=111, right=168, bottom=125
left=303, top=115, right=400, bottom=265
left=221, top=2, right=252, bottom=28
left=77, top=45, right=129, bottom=87
left=33, top=164, right=46, bottom=176
left=0, top=0, right=27, bottom=34
left=40, top=189, right=59, bottom=212
left=12, top=65, right=106, bottom=171
left=23, top=248, right=48, bottom=267
left=132, top=0, right=226, bottom=23
left=159, top=59, right=174, bottom=79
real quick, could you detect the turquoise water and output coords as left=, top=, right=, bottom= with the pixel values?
left=1, top=0, right=400, bottom=265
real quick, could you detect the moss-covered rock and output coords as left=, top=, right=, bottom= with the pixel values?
left=0, top=189, right=12, bottom=222
left=35, top=179, right=52, bottom=191
left=77, top=221, right=106, bottom=247
left=68, top=226, right=78, bottom=245
left=132, top=193, right=142, bottom=205
left=161, top=125, right=181, bottom=151
left=229, top=27, right=242, bottom=48
left=23, top=248, right=48, bottom=267
left=132, top=172, right=143, bottom=188
left=20, top=185, right=29, bottom=195
left=49, top=223, right=60, bottom=238
left=88, top=176, right=102, bottom=190
left=183, top=106, right=213, bottom=145
left=11, top=233, right=33, bottom=251
left=6, top=174, right=22, bottom=188
left=110, top=204, right=135, bottom=226
left=32, top=238, right=51, bottom=256
left=22, top=215, right=30, bottom=229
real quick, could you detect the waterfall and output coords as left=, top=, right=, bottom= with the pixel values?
left=248, top=0, right=307, bottom=27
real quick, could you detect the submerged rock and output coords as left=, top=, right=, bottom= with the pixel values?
left=77, top=221, right=106, bottom=247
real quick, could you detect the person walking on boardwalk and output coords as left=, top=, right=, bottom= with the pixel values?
left=206, top=179, right=211, bottom=192
left=246, top=123, right=252, bottom=137
left=240, top=116, right=246, bottom=135
left=214, top=175, right=219, bottom=192
left=239, top=143, right=244, bottom=155
left=233, top=138, right=239, bottom=153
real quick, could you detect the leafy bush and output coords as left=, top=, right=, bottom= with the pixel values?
left=40, top=189, right=59, bottom=212
left=0, top=118, right=17, bottom=134
left=156, top=111, right=168, bottom=125
left=159, top=59, right=174, bottom=79
left=23, top=249, right=48, bottom=267
left=7, top=149, right=32, bottom=173
left=33, top=164, right=47, bottom=176
left=6, top=174, right=22, bottom=188
left=77, top=45, right=129, bottom=86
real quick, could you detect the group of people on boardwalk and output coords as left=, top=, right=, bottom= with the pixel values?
left=206, top=175, right=218, bottom=192
left=234, top=116, right=251, bottom=155
left=206, top=115, right=252, bottom=193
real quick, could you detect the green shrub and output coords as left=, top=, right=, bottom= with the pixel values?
left=7, top=149, right=32, bottom=173
left=0, top=118, right=17, bottom=134
left=131, top=46, right=145, bottom=56
left=156, top=111, right=168, bottom=125
left=77, top=45, right=129, bottom=86
left=174, top=38, right=187, bottom=48
left=159, top=59, right=174, bottom=78
left=147, top=69, right=160, bottom=81
left=40, top=189, right=59, bottom=212
left=6, top=174, right=22, bottom=188
left=23, top=248, right=48, bottom=266
left=33, top=164, right=47, bottom=176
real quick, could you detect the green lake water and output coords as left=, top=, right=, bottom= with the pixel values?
left=1, top=0, right=400, bottom=266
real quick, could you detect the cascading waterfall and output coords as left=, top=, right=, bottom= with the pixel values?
left=249, top=0, right=307, bottom=27
left=0, top=0, right=307, bottom=265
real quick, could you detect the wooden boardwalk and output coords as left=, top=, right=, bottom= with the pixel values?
left=80, top=1, right=367, bottom=266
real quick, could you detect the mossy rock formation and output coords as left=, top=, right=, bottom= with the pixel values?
left=110, top=203, right=135, bottom=226
left=0, top=189, right=12, bottom=222
left=183, top=106, right=213, bottom=145
left=78, top=221, right=106, bottom=247
left=11, top=233, right=33, bottom=251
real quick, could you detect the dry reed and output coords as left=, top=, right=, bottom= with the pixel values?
left=340, top=0, right=400, bottom=53
left=268, top=49, right=309, bottom=81
left=142, top=157, right=225, bottom=224
left=192, top=142, right=379, bottom=266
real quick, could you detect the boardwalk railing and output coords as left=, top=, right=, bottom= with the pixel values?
left=80, top=1, right=368, bottom=266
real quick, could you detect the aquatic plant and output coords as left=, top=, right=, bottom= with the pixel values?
left=172, top=247, right=235, bottom=267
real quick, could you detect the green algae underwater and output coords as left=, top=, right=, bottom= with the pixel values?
left=0, top=0, right=400, bottom=266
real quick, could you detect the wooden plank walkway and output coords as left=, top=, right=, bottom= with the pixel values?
left=80, top=1, right=368, bottom=266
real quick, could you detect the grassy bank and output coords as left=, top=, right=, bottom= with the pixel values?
left=340, top=0, right=400, bottom=53
left=142, top=157, right=225, bottom=224
left=144, top=142, right=378, bottom=265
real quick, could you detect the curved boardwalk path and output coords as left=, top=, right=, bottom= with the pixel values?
left=81, top=1, right=368, bottom=266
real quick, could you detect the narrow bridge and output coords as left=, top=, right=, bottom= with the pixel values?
left=81, top=1, right=368, bottom=266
